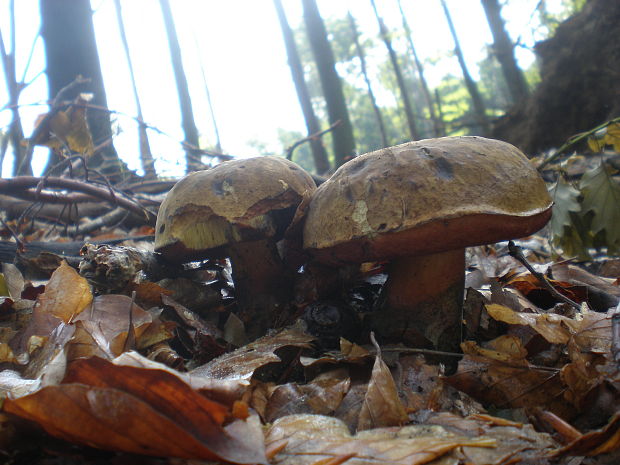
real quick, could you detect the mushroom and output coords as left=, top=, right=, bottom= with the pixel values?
left=303, top=136, right=552, bottom=351
left=155, top=156, right=316, bottom=340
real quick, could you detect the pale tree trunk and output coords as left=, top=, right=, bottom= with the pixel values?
left=440, top=0, right=490, bottom=135
left=347, top=11, right=389, bottom=148
left=0, top=0, right=28, bottom=175
left=481, top=0, right=529, bottom=104
left=159, top=0, right=202, bottom=173
left=274, top=0, right=330, bottom=174
left=40, top=0, right=125, bottom=176
left=194, top=39, right=222, bottom=153
left=113, top=0, right=156, bottom=179
left=302, top=0, right=356, bottom=168
left=397, top=0, right=443, bottom=137
left=370, top=0, right=420, bottom=141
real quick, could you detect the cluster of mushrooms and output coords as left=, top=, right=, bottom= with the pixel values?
left=154, top=136, right=553, bottom=349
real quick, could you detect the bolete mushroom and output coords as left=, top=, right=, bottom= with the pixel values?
left=303, top=136, right=552, bottom=350
left=155, top=156, right=316, bottom=340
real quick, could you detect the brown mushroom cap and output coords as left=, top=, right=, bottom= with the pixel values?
left=303, top=136, right=552, bottom=264
left=156, top=156, right=316, bottom=263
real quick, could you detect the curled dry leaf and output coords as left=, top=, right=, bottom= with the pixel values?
left=4, top=357, right=267, bottom=464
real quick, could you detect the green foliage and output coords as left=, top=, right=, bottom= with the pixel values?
left=547, top=119, right=620, bottom=258
left=580, top=163, right=620, bottom=252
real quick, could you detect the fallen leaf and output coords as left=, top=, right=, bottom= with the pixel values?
left=4, top=357, right=267, bottom=463
left=265, top=414, right=495, bottom=465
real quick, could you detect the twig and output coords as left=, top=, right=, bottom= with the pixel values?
left=286, top=120, right=341, bottom=162
left=507, top=241, right=583, bottom=311
left=537, top=116, right=620, bottom=170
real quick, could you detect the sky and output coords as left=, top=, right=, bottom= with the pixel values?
left=0, top=0, right=563, bottom=177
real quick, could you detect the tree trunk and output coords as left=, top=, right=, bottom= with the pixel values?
left=0, top=0, right=28, bottom=176
left=397, top=0, right=443, bottom=137
left=440, top=0, right=489, bottom=135
left=113, top=0, right=156, bottom=179
left=40, top=0, right=125, bottom=176
left=481, top=0, right=529, bottom=104
left=274, top=0, right=330, bottom=174
left=302, top=0, right=356, bottom=168
left=347, top=11, right=389, bottom=148
left=370, top=0, right=420, bottom=141
left=159, top=0, right=201, bottom=173
left=194, top=41, right=222, bottom=153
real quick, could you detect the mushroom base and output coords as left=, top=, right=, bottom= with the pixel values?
left=371, top=248, right=465, bottom=352
left=229, top=238, right=295, bottom=340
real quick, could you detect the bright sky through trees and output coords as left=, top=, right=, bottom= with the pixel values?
left=0, top=0, right=563, bottom=177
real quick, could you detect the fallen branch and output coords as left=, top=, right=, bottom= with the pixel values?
left=0, top=176, right=157, bottom=224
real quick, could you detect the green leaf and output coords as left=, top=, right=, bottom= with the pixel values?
left=549, top=177, right=581, bottom=239
left=580, top=162, right=620, bottom=248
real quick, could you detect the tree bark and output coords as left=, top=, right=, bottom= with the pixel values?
left=397, top=0, right=444, bottom=137
left=113, top=0, right=156, bottom=179
left=302, top=0, right=356, bottom=168
left=481, top=0, right=529, bottom=104
left=370, top=0, right=420, bottom=141
left=274, top=0, right=331, bottom=174
left=39, top=0, right=124, bottom=176
left=159, top=0, right=202, bottom=173
left=440, top=0, right=490, bottom=135
left=347, top=11, right=389, bottom=148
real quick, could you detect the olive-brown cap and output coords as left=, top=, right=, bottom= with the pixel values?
left=156, top=156, right=316, bottom=262
left=303, top=136, right=552, bottom=265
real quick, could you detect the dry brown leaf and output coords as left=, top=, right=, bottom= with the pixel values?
left=4, top=357, right=266, bottom=463
left=36, top=261, right=92, bottom=323
left=265, top=414, right=495, bottom=465
left=32, top=95, right=94, bottom=156
left=191, top=327, right=314, bottom=380
left=426, top=411, right=557, bottom=464
left=486, top=303, right=570, bottom=344
left=265, top=369, right=351, bottom=422
left=447, top=337, right=570, bottom=417
left=357, top=351, right=408, bottom=431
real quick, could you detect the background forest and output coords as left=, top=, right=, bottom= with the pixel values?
left=0, top=0, right=593, bottom=178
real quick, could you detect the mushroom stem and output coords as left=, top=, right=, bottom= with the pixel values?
left=229, top=238, right=294, bottom=339
left=376, top=248, right=465, bottom=351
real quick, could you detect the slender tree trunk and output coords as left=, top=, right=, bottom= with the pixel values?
left=481, top=0, right=529, bottom=104
left=159, top=0, right=201, bottom=173
left=347, top=11, right=389, bottom=148
left=0, top=0, right=28, bottom=175
left=193, top=37, right=222, bottom=153
left=397, top=0, right=443, bottom=137
left=40, top=0, right=125, bottom=176
left=302, top=0, right=356, bottom=168
left=370, top=0, right=420, bottom=141
left=274, top=0, right=330, bottom=174
left=440, top=0, right=489, bottom=135
left=113, top=0, right=156, bottom=179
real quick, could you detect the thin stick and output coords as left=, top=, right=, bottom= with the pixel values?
left=508, top=241, right=582, bottom=311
